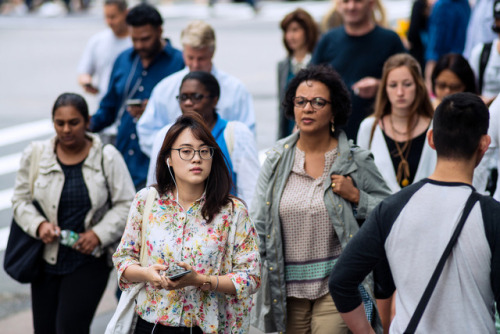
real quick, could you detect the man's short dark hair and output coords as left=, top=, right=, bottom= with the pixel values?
left=104, top=0, right=127, bottom=12
left=433, top=92, right=489, bottom=160
left=126, top=3, right=163, bottom=27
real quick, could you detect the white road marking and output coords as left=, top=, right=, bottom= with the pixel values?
left=0, top=153, right=21, bottom=176
left=0, top=119, right=53, bottom=148
left=0, top=227, right=9, bottom=252
left=0, top=188, right=13, bottom=212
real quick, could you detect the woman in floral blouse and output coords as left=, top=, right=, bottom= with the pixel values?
left=113, top=112, right=261, bottom=334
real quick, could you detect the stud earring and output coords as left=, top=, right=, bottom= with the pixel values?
left=331, top=122, right=335, bottom=133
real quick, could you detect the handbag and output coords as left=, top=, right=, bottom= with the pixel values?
left=403, top=191, right=480, bottom=334
left=3, top=142, right=45, bottom=284
left=105, top=187, right=158, bottom=334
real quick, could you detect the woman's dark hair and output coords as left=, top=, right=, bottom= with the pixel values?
left=283, top=64, right=351, bottom=136
left=52, top=93, right=89, bottom=121
left=126, top=3, right=163, bottom=27
left=280, top=8, right=319, bottom=55
left=431, top=53, right=477, bottom=95
left=155, top=112, right=233, bottom=223
left=181, top=71, right=221, bottom=99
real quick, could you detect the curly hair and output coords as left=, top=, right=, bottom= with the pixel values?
left=283, top=64, right=351, bottom=136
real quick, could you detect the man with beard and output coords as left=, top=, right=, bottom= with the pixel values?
left=90, top=3, right=184, bottom=190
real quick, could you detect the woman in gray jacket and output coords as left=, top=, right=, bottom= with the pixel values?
left=11, top=93, right=135, bottom=334
left=251, top=66, right=391, bottom=334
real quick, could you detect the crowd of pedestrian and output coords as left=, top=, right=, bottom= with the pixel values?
left=7, top=0, right=500, bottom=332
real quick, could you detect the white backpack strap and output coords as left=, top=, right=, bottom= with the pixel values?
left=224, top=121, right=235, bottom=158
left=139, top=187, right=157, bottom=266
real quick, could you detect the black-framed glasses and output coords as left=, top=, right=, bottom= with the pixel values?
left=171, top=147, right=215, bottom=160
left=176, top=93, right=211, bottom=103
left=293, top=96, right=331, bottom=110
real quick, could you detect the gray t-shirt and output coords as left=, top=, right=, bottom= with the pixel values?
left=77, top=29, right=132, bottom=101
left=330, top=179, right=500, bottom=333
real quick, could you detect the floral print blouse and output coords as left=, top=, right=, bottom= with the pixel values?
left=113, top=188, right=261, bottom=333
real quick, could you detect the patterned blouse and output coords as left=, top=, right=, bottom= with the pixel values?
left=113, top=188, right=261, bottom=333
left=279, top=147, right=342, bottom=300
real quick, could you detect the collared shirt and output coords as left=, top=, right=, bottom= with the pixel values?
left=146, top=117, right=260, bottom=206
left=90, top=41, right=184, bottom=187
left=113, top=188, right=261, bottom=333
left=137, top=66, right=256, bottom=157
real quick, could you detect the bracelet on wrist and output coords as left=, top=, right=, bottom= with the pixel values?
left=211, top=275, right=219, bottom=291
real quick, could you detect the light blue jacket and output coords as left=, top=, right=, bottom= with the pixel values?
left=250, top=131, right=391, bottom=333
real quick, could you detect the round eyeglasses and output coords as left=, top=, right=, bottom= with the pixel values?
left=176, top=93, right=212, bottom=103
left=293, top=96, right=331, bottom=110
left=171, top=147, right=214, bottom=160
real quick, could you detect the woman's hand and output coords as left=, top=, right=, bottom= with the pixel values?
left=37, top=221, right=60, bottom=244
left=74, top=230, right=101, bottom=255
left=160, top=262, right=204, bottom=291
left=330, top=175, right=360, bottom=204
left=146, top=264, right=169, bottom=288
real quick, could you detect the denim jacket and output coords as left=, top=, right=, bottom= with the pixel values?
left=11, top=133, right=136, bottom=265
left=250, top=131, right=391, bottom=333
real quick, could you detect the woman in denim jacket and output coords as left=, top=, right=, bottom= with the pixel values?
left=11, top=93, right=135, bottom=334
left=251, top=66, right=391, bottom=334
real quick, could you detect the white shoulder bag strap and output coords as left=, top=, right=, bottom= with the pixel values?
left=105, top=186, right=157, bottom=334
left=29, top=142, right=43, bottom=195
left=139, top=187, right=157, bottom=266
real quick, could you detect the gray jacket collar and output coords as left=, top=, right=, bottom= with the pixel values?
left=266, top=130, right=358, bottom=177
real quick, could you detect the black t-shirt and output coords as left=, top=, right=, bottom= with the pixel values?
left=311, top=26, right=406, bottom=140
left=45, top=159, right=93, bottom=275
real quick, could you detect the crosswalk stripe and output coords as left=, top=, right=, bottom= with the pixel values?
left=0, top=119, right=53, bottom=148
left=0, top=188, right=13, bottom=212
left=0, top=152, right=21, bottom=176
left=0, top=227, right=9, bottom=252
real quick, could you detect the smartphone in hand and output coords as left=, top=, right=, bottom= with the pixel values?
left=167, top=270, right=192, bottom=281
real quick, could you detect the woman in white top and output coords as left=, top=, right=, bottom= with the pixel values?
left=357, top=53, right=435, bottom=194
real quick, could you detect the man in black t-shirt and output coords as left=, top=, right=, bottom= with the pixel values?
left=312, top=0, right=405, bottom=140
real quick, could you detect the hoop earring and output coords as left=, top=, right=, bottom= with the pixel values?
left=331, top=122, right=335, bottom=133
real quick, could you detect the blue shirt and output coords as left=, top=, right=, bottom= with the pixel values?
left=425, top=0, right=471, bottom=62
left=90, top=41, right=184, bottom=187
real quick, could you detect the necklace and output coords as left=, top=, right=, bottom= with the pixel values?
left=392, top=138, right=412, bottom=187
left=389, top=114, right=419, bottom=137
left=386, top=116, right=413, bottom=187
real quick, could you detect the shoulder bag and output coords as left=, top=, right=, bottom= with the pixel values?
left=4, top=142, right=45, bottom=283
left=105, top=186, right=158, bottom=334
left=403, top=191, right=481, bottom=334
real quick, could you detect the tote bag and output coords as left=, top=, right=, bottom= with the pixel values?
left=4, top=143, right=44, bottom=283
left=105, top=187, right=157, bottom=334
